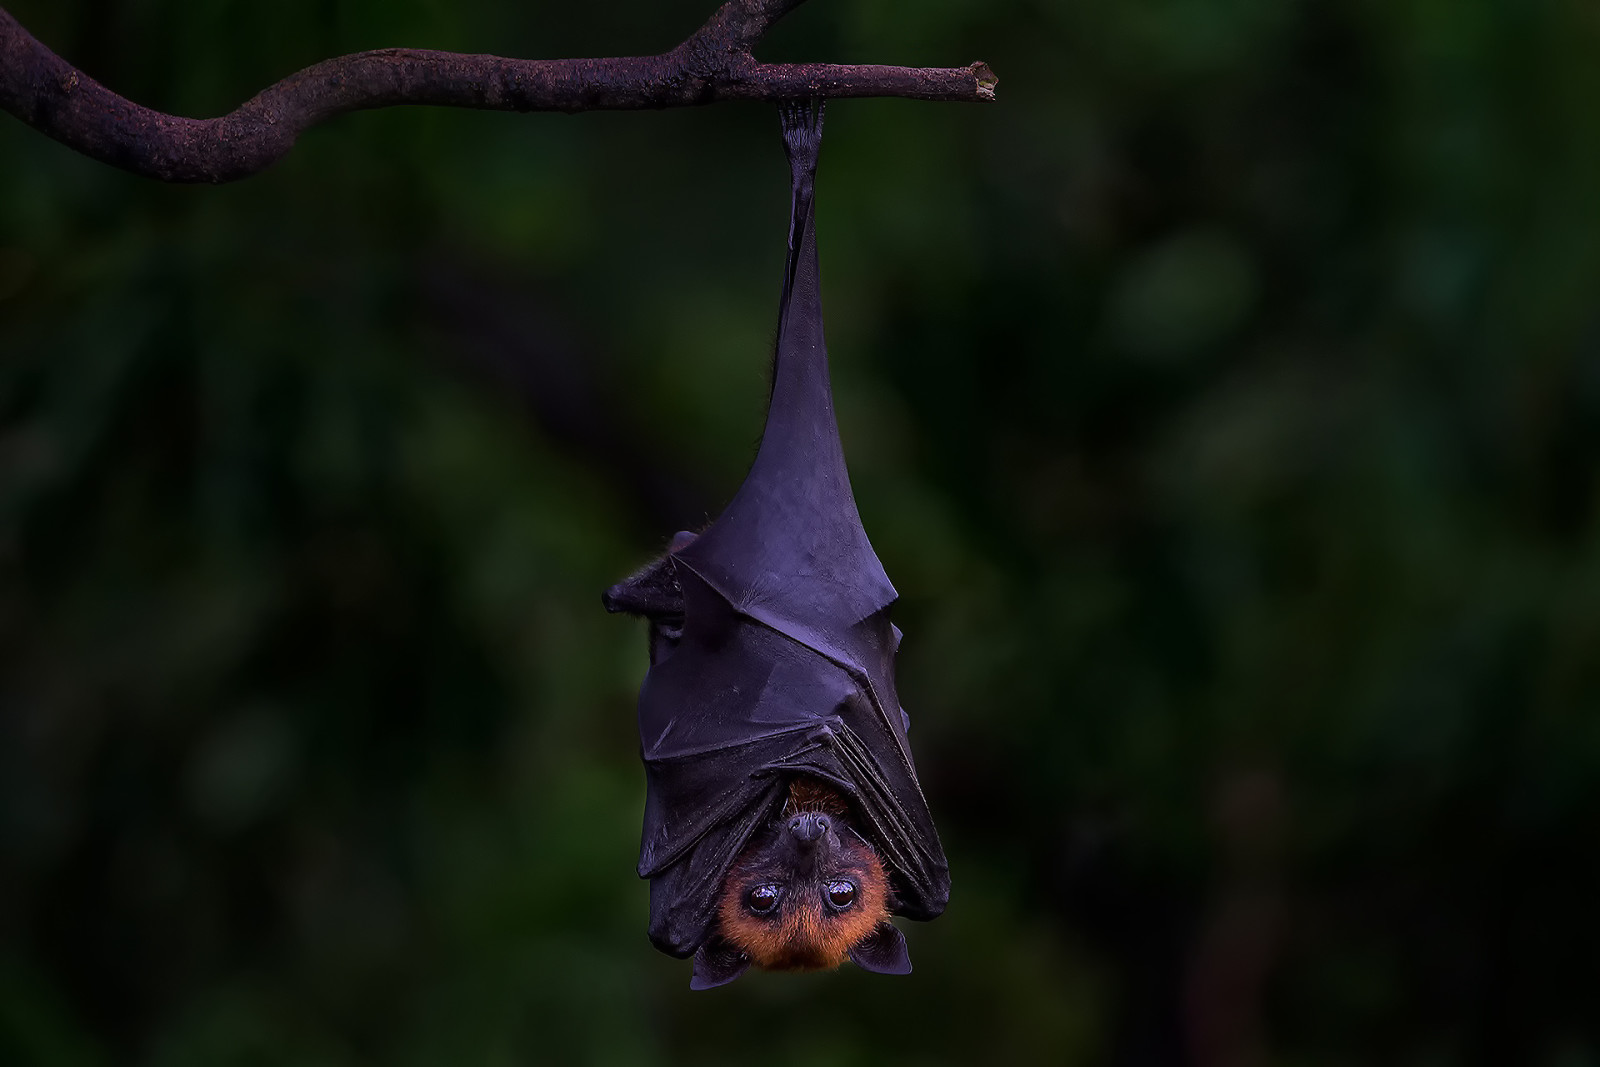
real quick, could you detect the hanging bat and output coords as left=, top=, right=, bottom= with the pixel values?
left=603, top=101, right=950, bottom=989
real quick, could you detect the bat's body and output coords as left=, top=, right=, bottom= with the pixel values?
left=605, top=102, right=949, bottom=987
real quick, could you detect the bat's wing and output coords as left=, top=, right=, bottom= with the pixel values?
left=636, top=567, right=948, bottom=955
left=633, top=102, right=949, bottom=958
left=673, top=103, right=894, bottom=680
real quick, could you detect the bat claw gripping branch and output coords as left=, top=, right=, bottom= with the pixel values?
left=780, top=99, right=825, bottom=215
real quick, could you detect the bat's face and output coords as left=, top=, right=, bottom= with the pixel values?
left=690, top=779, right=917, bottom=989
left=715, top=809, right=891, bottom=972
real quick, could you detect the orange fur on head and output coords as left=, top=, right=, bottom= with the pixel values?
left=713, top=778, right=891, bottom=971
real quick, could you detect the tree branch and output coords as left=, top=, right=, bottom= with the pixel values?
left=0, top=1, right=997, bottom=184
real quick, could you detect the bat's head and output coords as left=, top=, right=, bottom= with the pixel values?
left=691, top=794, right=911, bottom=990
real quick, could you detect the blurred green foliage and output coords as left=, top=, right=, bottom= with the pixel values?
left=3, top=0, right=1600, bottom=1064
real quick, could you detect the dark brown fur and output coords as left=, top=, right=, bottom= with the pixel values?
left=784, top=777, right=851, bottom=816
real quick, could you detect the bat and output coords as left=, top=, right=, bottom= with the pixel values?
left=603, top=100, right=949, bottom=989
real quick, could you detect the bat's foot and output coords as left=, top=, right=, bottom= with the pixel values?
left=779, top=98, right=825, bottom=146
left=779, top=99, right=824, bottom=248
left=779, top=99, right=825, bottom=172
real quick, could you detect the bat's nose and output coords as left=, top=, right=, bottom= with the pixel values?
left=788, top=812, right=831, bottom=845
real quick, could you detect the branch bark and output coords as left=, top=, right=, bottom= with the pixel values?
left=0, top=1, right=997, bottom=184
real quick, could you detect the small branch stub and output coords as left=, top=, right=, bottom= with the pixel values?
left=0, top=0, right=997, bottom=184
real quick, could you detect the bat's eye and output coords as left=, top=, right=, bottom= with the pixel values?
left=825, top=881, right=857, bottom=910
left=745, top=884, right=782, bottom=916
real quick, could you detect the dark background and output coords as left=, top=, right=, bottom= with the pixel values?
left=3, top=1, right=1599, bottom=1064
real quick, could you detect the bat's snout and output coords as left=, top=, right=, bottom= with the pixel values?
left=787, top=812, right=832, bottom=847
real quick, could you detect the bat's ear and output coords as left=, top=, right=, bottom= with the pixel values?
left=690, top=939, right=751, bottom=990
left=847, top=921, right=912, bottom=976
